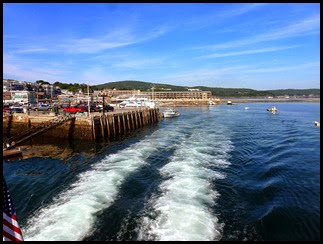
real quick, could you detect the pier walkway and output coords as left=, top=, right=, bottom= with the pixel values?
left=3, top=115, right=74, bottom=150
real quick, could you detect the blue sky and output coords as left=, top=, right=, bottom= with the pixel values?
left=3, top=3, right=320, bottom=90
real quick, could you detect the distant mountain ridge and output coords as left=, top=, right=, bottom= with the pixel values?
left=91, top=80, right=320, bottom=97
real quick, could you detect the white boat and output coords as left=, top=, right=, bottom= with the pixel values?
left=227, top=100, right=233, bottom=105
left=314, top=121, right=320, bottom=126
left=208, top=100, right=216, bottom=105
left=125, top=101, right=141, bottom=108
left=119, top=97, right=156, bottom=108
left=163, top=108, right=180, bottom=118
left=244, top=107, right=250, bottom=110
left=267, top=106, right=278, bottom=114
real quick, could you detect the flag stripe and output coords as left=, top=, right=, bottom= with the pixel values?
left=3, top=235, right=12, bottom=241
left=3, top=226, right=24, bottom=241
left=3, top=213, right=20, bottom=229
left=3, top=176, right=24, bottom=241
left=3, top=218, right=23, bottom=235
left=3, top=230, right=23, bottom=242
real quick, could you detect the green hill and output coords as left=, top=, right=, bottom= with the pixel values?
left=91, top=80, right=320, bottom=97
left=92, top=80, right=185, bottom=91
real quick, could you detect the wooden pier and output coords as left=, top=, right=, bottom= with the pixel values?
left=3, top=149, right=23, bottom=160
left=3, top=108, right=161, bottom=146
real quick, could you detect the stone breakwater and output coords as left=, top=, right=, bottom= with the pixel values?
left=3, top=108, right=160, bottom=143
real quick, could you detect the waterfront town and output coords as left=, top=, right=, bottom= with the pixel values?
left=3, top=78, right=320, bottom=153
left=3, top=79, right=217, bottom=108
left=3, top=79, right=220, bottom=159
left=2, top=79, right=319, bottom=111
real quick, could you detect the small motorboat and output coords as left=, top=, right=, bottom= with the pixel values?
left=314, top=121, right=320, bottom=126
left=227, top=101, right=233, bottom=105
left=163, top=108, right=180, bottom=118
left=244, top=107, right=250, bottom=110
left=267, top=106, right=278, bottom=114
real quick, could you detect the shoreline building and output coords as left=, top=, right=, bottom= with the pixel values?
left=10, top=90, right=37, bottom=104
left=99, top=89, right=212, bottom=101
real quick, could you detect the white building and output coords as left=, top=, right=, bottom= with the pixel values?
left=60, top=89, right=74, bottom=95
left=11, top=91, right=37, bottom=104
left=3, top=81, right=11, bottom=92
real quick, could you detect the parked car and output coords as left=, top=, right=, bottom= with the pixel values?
left=10, top=106, right=24, bottom=113
left=33, top=104, right=51, bottom=111
left=96, top=105, right=114, bottom=112
left=63, top=105, right=86, bottom=114
left=60, top=104, right=70, bottom=109
left=90, top=104, right=99, bottom=112
left=3, top=105, right=12, bottom=113
left=103, top=105, right=114, bottom=112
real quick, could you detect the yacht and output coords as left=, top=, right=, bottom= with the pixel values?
left=125, top=102, right=141, bottom=108
left=163, top=108, right=180, bottom=118
left=119, top=97, right=156, bottom=108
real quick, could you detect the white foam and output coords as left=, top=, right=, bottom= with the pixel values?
left=22, top=126, right=183, bottom=241
left=138, top=125, right=233, bottom=241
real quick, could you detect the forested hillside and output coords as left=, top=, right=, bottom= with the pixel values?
left=91, top=80, right=320, bottom=97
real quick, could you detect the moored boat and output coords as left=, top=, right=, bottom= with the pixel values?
left=267, top=106, right=278, bottom=114
left=163, top=108, right=180, bottom=118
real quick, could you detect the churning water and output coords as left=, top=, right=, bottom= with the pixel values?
left=3, top=103, right=320, bottom=241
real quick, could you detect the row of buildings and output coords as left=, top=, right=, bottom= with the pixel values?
left=3, top=79, right=214, bottom=105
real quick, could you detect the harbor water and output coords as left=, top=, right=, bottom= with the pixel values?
left=3, top=102, right=320, bottom=241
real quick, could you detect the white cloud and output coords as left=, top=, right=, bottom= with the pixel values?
left=239, top=61, right=320, bottom=74
left=12, top=48, right=48, bottom=54
left=3, top=53, right=72, bottom=82
left=195, top=15, right=320, bottom=50
left=217, top=3, right=267, bottom=18
left=3, top=63, right=68, bottom=82
left=197, top=45, right=300, bottom=59
left=57, top=25, right=170, bottom=54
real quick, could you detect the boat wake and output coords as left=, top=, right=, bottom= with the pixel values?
left=21, top=125, right=183, bottom=241
left=137, top=125, right=233, bottom=241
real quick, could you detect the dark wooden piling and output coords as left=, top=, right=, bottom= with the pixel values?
left=134, top=111, right=139, bottom=129
left=138, top=111, right=142, bottom=127
left=122, top=113, right=126, bottom=135
left=106, top=115, right=110, bottom=140
left=130, top=112, right=135, bottom=130
left=112, top=115, right=116, bottom=138
left=91, top=117, right=96, bottom=141
left=126, top=113, right=131, bottom=132
left=100, top=116, right=105, bottom=139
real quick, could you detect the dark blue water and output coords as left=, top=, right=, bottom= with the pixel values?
left=3, top=103, right=320, bottom=241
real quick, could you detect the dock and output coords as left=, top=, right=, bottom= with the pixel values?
left=3, top=149, right=22, bottom=160
left=3, top=108, right=161, bottom=147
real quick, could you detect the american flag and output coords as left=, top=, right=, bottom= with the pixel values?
left=3, top=177, right=24, bottom=241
